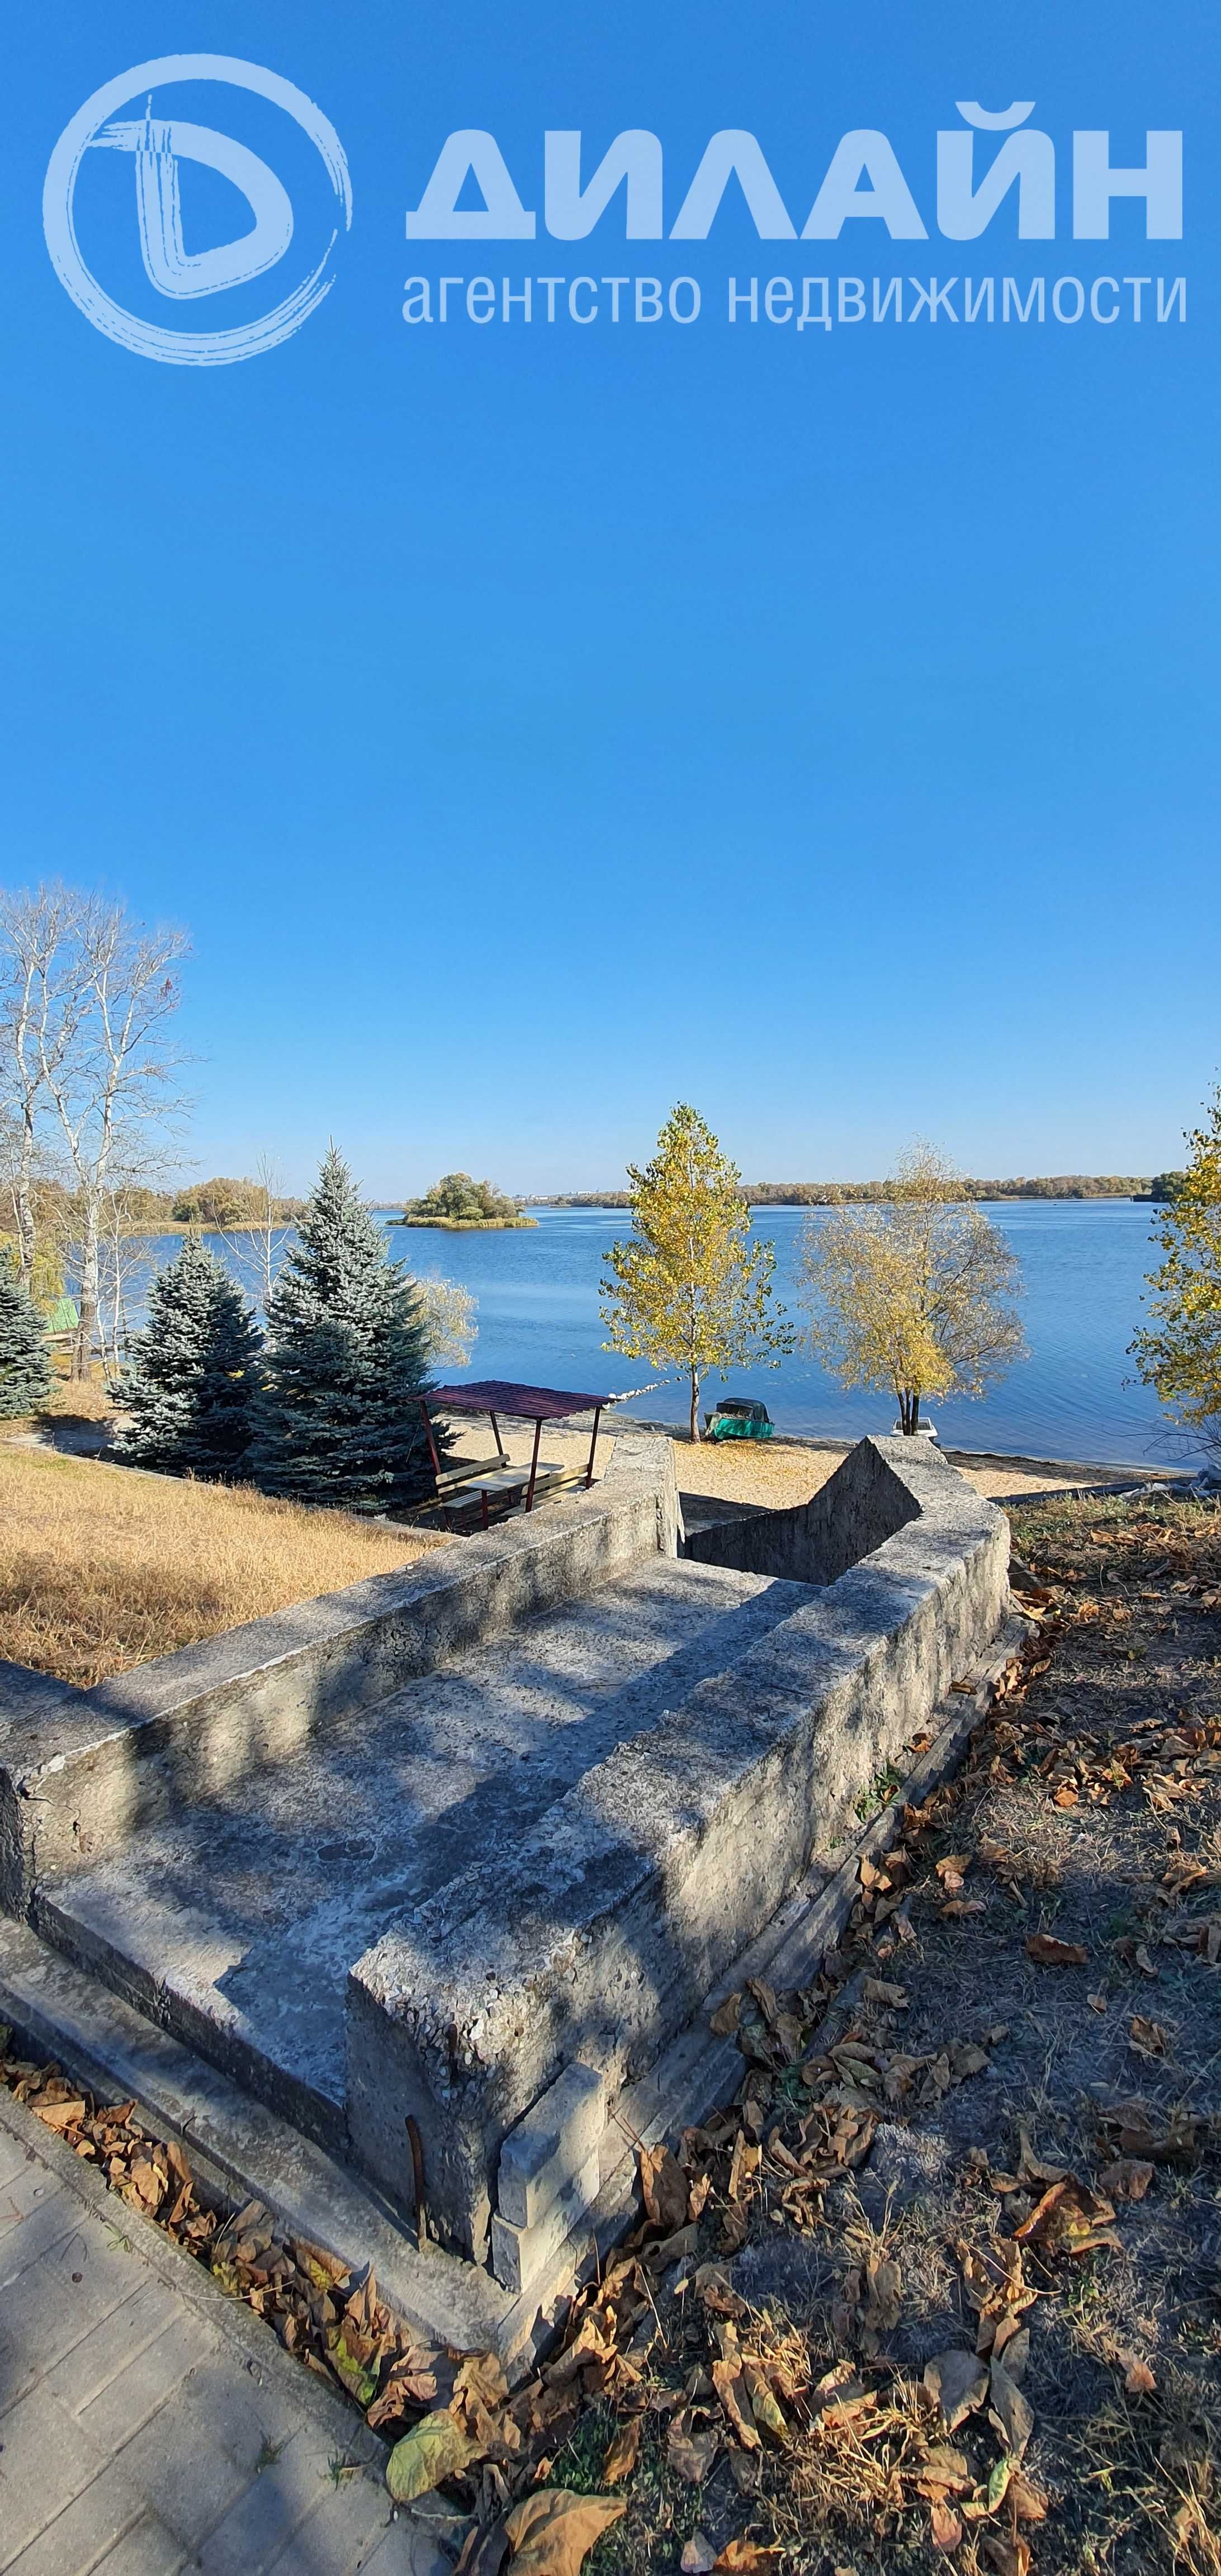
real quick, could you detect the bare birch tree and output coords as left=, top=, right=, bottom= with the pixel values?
left=3, top=891, right=190, bottom=1376
left=0, top=886, right=85, bottom=1285
left=217, top=1152, right=294, bottom=1320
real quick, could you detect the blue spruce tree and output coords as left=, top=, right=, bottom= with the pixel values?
left=249, top=1147, right=435, bottom=1513
left=114, top=1237, right=261, bottom=1477
left=0, top=1253, right=52, bottom=1419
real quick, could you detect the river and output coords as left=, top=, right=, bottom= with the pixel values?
left=109, top=1197, right=1195, bottom=1471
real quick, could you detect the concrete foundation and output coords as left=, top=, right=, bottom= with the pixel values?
left=0, top=1432, right=1008, bottom=2328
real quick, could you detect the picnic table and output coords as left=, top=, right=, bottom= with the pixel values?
left=417, top=1380, right=607, bottom=1532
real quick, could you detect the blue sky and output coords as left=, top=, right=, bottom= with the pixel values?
left=3, top=2, right=1217, bottom=1196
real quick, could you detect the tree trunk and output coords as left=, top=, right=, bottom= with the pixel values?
left=910, top=1391, right=921, bottom=1433
left=689, top=1369, right=701, bottom=1442
left=12, top=1172, right=35, bottom=1289
left=73, top=1202, right=99, bottom=1380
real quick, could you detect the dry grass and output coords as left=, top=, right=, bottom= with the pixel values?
left=0, top=1445, right=448, bottom=1688
left=40, top=1357, right=116, bottom=1422
left=1, top=1355, right=117, bottom=1429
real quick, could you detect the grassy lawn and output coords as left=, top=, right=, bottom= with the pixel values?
left=0, top=1445, right=448, bottom=1688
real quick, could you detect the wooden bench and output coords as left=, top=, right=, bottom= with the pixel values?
left=438, top=1462, right=567, bottom=1531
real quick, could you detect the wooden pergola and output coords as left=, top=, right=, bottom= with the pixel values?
left=418, top=1380, right=606, bottom=1530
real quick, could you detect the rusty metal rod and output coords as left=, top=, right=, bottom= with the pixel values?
left=406, top=2114, right=428, bottom=2252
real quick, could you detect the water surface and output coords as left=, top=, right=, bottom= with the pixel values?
left=107, top=1199, right=1191, bottom=1470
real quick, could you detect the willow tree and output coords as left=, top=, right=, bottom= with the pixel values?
left=798, top=1144, right=1025, bottom=1433
left=601, top=1103, right=793, bottom=1441
left=1129, top=1089, right=1221, bottom=1453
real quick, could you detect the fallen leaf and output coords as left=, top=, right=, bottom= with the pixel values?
left=713, top=2357, right=761, bottom=2450
left=649, top=2222, right=701, bottom=2270
left=991, top=2319, right=1030, bottom=2381
left=681, top=2536, right=717, bottom=2575
left=602, top=2416, right=642, bottom=2484
left=816, top=2381, right=878, bottom=2430
left=924, top=2349, right=990, bottom=2432
left=744, top=2365, right=788, bottom=2445
left=1015, top=2128, right=1067, bottom=2190
left=366, top=2351, right=452, bottom=2431
left=456, top=2522, right=511, bottom=2576
left=958, top=2239, right=1035, bottom=2333
left=915, top=2447, right=972, bottom=2499
left=988, top=2361, right=1034, bottom=2459
left=501, top=2489, right=626, bottom=2576
left=1121, top=2352, right=1157, bottom=2396
left=948, top=2042, right=991, bottom=2082
left=1025, top=1934, right=1089, bottom=1968
left=325, top=2323, right=381, bottom=2409
left=639, top=2145, right=689, bottom=2234
left=719, top=2203, right=750, bottom=2256
left=688, top=2172, right=712, bottom=2222
left=712, top=2541, right=782, bottom=2574
left=1096, top=2158, right=1153, bottom=2201
left=930, top=2500, right=963, bottom=2552
left=1099, top=2101, right=1197, bottom=2165
left=1007, top=2470, right=1048, bottom=2525
left=386, top=2411, right=477, bottom=2501
left=668, top=2415, right=720, bottom=2485
left=1128, top=2015, right=1167, bottom=2060
left=694, top=2263, right=747, bottom=2319
left=936, top=1854, right=973, bottom=1889
left=1014, top=2175, right=1119, bottom=2256
left=709, top=1994, right=741, bottom=2038
left=981, top=2456, right=1014, bottom=2516
left=31, top=2097, right=87, bottom=2131
left=863, top=1978, right=908, bottom=2008
left=1086, top=1991, right=1108, bottom=2016
left=981, top=2539, right=1030, bottom=2576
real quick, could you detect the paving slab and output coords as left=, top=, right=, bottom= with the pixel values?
left=0, top=2087, right=445, bottom=2576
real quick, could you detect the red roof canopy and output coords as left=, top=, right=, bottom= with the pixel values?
left=426, top=1380, right=605, bottom=1421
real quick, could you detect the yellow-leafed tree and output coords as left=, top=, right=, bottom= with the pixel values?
left=1130, top=1088, right=1221, bottom=1452
left=601, top=1104, right=793, bottom=1441
left=798, top=1143, right=1025, bottom=1434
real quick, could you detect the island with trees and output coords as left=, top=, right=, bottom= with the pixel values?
left=401, top=1172, right=536, bottom=1229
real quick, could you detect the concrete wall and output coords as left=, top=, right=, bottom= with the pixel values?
left=0, top=1436, right=679, bottom=1917
left=682, top=1437, right=920, bottom=1586
left=346, top=1439, right=1009, bottom=2260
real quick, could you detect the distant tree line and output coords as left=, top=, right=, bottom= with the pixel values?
left=543, top=1175, right=1153, bottom=1209
left=171, top=1177, right=307, bottom=1227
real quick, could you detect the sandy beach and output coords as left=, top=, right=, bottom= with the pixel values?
left=444, top=1413, right=1166, bottom=1516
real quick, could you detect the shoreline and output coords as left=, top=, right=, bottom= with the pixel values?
left=603, top=1411, right=1195, bottom=1485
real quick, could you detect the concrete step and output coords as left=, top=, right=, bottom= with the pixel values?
left=34, top=1557, right=816, bottom=2152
